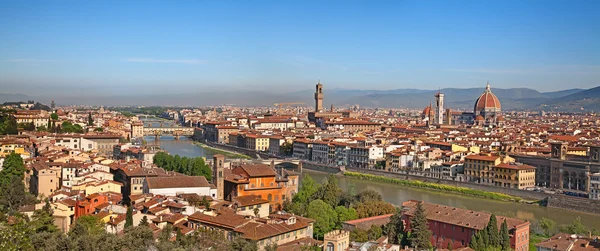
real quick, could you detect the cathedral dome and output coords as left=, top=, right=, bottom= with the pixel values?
left=422, top=105, right=431, bottom=117
left=474, top=83, right=501, bottom=111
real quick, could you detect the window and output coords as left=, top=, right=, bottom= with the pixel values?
left=268, top=194, right=272, bottom=201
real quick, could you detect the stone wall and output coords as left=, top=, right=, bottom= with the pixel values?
left=344, top=167, right=549, bottom=201
left=546, top=195, right=600, bottom=215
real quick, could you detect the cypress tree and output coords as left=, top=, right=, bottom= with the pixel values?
left=500, top=220, right=510, bottom=251
left=139, top=216, right=149, bottom=227
left=125, top=205, right=133, bottom=228
left=480, top=227, right=490, bottom=247
left=486, top=214, right=499, bottom=247
left=410, top=201, right=433, bottom=249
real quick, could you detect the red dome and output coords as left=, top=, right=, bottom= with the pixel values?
left=497, top=115, right=505, bottom=121
left=474, top=83, right=501, bottom=111
left=422, top=105, right=431, bottom=116
left=475, top=115, right=485, bottom=121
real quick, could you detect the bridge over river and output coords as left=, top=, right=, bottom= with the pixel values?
left=141, top=118, right=194, bottom=138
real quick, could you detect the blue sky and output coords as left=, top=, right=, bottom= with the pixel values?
left=1, top=0, right=599, bottom=95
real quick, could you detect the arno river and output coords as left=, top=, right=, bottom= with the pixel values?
left=147, top=136, right=600, bottom=228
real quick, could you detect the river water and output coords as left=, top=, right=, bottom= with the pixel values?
left=148, top=136, right=600, bottom=228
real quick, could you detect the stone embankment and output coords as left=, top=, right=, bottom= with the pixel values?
left=546, top=195, right=600, bottom=215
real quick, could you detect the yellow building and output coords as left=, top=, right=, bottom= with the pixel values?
left=84, top=180, right=123, bottom=196
left=493, top=163, right=536, bottom=189
left=324, top=230, right=350, bottom=251
left=52, top=199, right=76, bottom=233
left=29, top=163, right=61, bottom=199
left=0, top=141, right=26, bottom=157
left=246, top=134, right=270, bottom=151
left=464, top=154, right=514, bottom=184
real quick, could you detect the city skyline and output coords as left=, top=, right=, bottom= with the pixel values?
left=1, top=1, right=599, bottom=96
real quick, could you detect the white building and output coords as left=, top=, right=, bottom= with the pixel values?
left=144, top=176, right=217, bottom=198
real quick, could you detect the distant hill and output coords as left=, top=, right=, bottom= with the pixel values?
left=0, top=93, right=32, bottom=103
left=333, top=87, right=569, bottom=110
left=0, top=87, right=592, bottom=110
left=541, top=89, right=585, bottom=99
left=537, top=86, right=600, bottom=112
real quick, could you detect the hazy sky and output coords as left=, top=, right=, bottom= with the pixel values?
left=1, top=0, right=599, bottom=96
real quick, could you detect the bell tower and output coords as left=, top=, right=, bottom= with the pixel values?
left=434, top=91, right=444, bottom=126
left=550, top=142, right=567, bottom=160
left=315, top=81, right=324, bottom=112
left=213, top=154, right=225, bottom=200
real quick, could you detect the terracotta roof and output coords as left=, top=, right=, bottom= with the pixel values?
left=535, top=233, right=600, bottom=251
left=402, top=200, right=528, bottom=231
left=188, top=210, right=250, bottom=229
left=239, top=164, right=277, bottom=177
left=146, top=176, right=210, bottom=189
left=495, top=163, right=536, bottom=170
left=233, top=195, right=270, bottom=207
left=464, top=154, right=500, bottom=162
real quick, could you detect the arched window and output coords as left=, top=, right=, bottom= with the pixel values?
left=267, top=194, right=272, bottom=201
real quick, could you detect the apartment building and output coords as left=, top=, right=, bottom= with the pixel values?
left=402, top=200, right=530, bottom=251
left=493, top=163, right=536, bottom=189
left=464, top=154, right=513, bottom=184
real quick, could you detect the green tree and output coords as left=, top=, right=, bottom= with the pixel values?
left=264, top=243, right=278, bottom=251
left=499, top=220, right=510, bottom=251
left=356, top=200, right=396, bottom=218
left=139, top=216, right=149, bottom=227
left=158, top=223, right=173, bottom=243
left=31, top=200, right=58, bottom=233
left=0, top=175, right=35, bottom=214
left=229, top=237, right=258, bottom=251
left=31, top=231, right=69, bottom=251
left=70, top=215, right=105, bottom=237
left=0, top=153, right=26, bottom=186
left=125, top=205, right=133, bottom=228
left=559, top=217, right=588, bottom=235
left=294, top=174, right=319, bottom=204
left=538, top=217, right=556, bottom=237
left=0, top=216, right=34, bottom=250
left=306, top=199, right=337, bottom=239
left=410, top=202, right=433, bottom=249
left=120, top=225, right=154, bottom=250
left=280, top=142, right=293, bottom=156
left=312, top=175, right=343, bottom=207
left=351, top=228, right=369, bottom=242
left=50, top=113, right=59, bottom=120
left=0, top=116, right=18, bottom=135
left=356, top=189, right=383, bottom=203
left=87, top=112, right=94, bottom=126
left=384, top=209, right=409, bottom=246
left=335, top=206, right=358, bottom=228
left=486, top=214, right=499, bottom=247
left=93, top=127, right=103, bottom=132
left=367, top=225, right=383, bottom=241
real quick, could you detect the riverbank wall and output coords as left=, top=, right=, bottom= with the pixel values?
left=200, top=141, right=263, bottom=159
left=343, top=167, right=548, bottom=201
left=546, top=195, right=600, bottom=215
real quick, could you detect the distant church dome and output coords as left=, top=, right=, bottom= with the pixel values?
left=474, top=82, right=501, bottom=112
left=422, top=105, right=431, bottom=117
